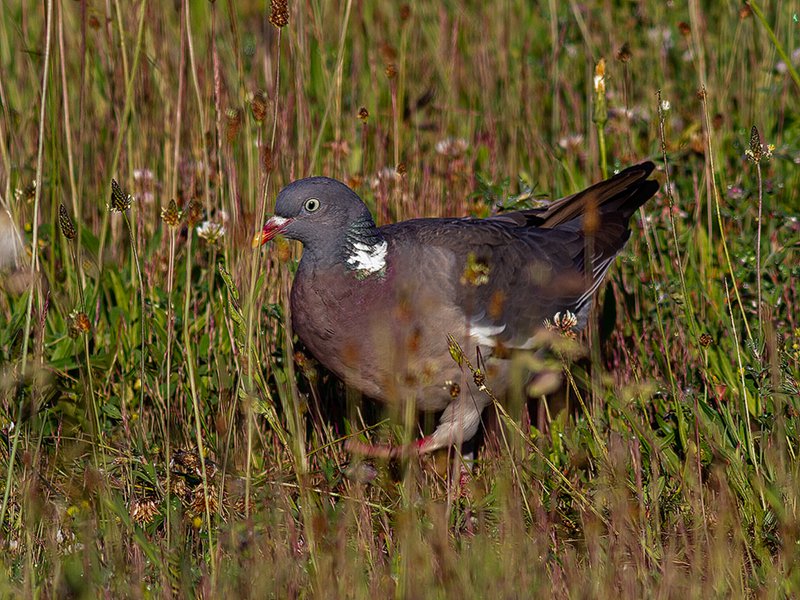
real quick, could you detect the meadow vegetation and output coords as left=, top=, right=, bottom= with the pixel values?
left=0, top=0, right=799, bottom=596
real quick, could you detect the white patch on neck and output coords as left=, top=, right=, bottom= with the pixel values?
left=270, top=216, right=290, bottom=226
left=346, top=240, right=388, bottom=274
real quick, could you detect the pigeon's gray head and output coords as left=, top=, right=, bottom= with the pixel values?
left=255, top=177, right=375, bottom=250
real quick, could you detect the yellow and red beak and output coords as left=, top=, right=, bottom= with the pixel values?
left=252, top=216, right=293, bottom=248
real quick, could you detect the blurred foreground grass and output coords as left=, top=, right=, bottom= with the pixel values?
left=1, top=0, right=799, bottom=596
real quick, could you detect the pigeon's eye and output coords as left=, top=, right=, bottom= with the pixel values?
left=304, top=198, right=320, bottom=212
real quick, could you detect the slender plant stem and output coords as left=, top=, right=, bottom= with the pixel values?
left=182, top=228, right=217, bottom=582
left=755, top=161, right=763, bottom=335
left=123, top=211, right=146, bottom=423
left=95, top=0, right=148, bottom=276
left=699, top=88, right=754, bottom=344
left=0, top=0, right=53, bottom=529
left=164, top=226, right=177, bottom=547
left=243, top=26, right=283, bottom=516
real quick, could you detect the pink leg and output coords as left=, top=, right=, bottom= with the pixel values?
left=345, top=395, right=488, bottom=458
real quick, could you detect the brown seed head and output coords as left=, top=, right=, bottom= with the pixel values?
left=616, top=42, right=632, bottom=63
left=269, top=0, right=289, bottom=28
left=59, top=204, right=76, bottom=240
left=186, top=199, right=203, bottom=226
left=68, top=311, right=91, bottom=338
left=251, top=90, right=269, bottom=122
left=225, top=108, right=242, bottom=144
left=739, top=5, right=752, bottom=19
left=261, top=144, right=273, bottom=173
left=358, top=106, right=369, bottom=121
left=473, top=370, right=486, bottom=388
left=109, top=179, right=132, bottom=212
left=190, top=485, right=219, bottom=516
left=678, top=22, right=691, bottom=36
left=385, top=64, right=397, bottom=79
left=699, top=333, right=713, bottom=347
left=130, top=497, right=159, bottom=525
left=448, top=381, right=460, bottom=399
left=161, top=199, right=182, bottom=228
left=399, top=4, right=411, bottom=21
left=748, top=125, right=763, bottom=163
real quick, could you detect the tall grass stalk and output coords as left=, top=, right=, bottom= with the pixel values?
left=310, top=0, right=354, bottom=170
left=95, top=0, right=147, bottom=276
left=182, top=226, right=217, bottom=582
left=57, top=0, right=85, bottom=292
left=0, top=0, right=53, bottom=529
left=747, top=0, right=800, bottom=92
left=243, top=22, right=284, bottom=515
left=699, top=88, right=754, bottom=344
left=163, top=220, right=177, bottom=546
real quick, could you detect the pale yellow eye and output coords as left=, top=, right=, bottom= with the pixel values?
left=304, top=198, right=320, bottom=212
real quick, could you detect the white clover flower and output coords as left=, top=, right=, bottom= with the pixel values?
left=435, top=137, right=469, bottom=158
left=197, top=221, right=225, bottom=244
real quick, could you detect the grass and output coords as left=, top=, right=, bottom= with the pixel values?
left=1, top=0, right=799, bottom=596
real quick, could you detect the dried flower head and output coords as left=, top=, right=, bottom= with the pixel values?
left=171, top=448, right=218, bottom=482
left=616, top=42, right=632, bottom=63
left=59, top=204, right=76, bottom=240
left=745, top=125, right=774, bottom=164
left=260, top=144, right=273, bottom=172
left=544, top=310, right=578, bottom=339
left=269, top=0, right=289, bottom=28
left=699, top=333, right=713, bottom=347
left=170, top=476, right=190, bottom=503
left=186, top=200, right=203, bottom=226
left=197, top=221, right=225, bottom=245
left=23, top=181, right=36, bottom=201
left=250, top=90, right=269, bottom=122
left=385, top=64, right=398, bottom=79
left=473, top=369, right=486, bottom=389
left=109, top=179, right=132, bottom=212
left=68, top=310, right=91, bottom=338
left=189, top=485, right=218, bottom=516
left=225, top=108, right=242, bottom=144
left=130, top=497, right=160, bottom=525
left=447, top=381, right=460, bottom=399
left=358, top=107, right=369, bottom=121
left=161, top=199, right=182, bottom=228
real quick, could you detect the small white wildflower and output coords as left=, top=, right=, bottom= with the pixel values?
left=370, top=167, right=401, bottom=190
left=435, top=137, right=469, bottom=158
left=197, top=221, right=225, bottom=244
left=133, top=168, right=154, bottom=182
left=558, top=134, right=585, bottom=153
left=660, top=99, right=671, bottom=112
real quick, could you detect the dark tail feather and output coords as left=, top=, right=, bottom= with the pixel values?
left=491, top=161, right=659, bottom=229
